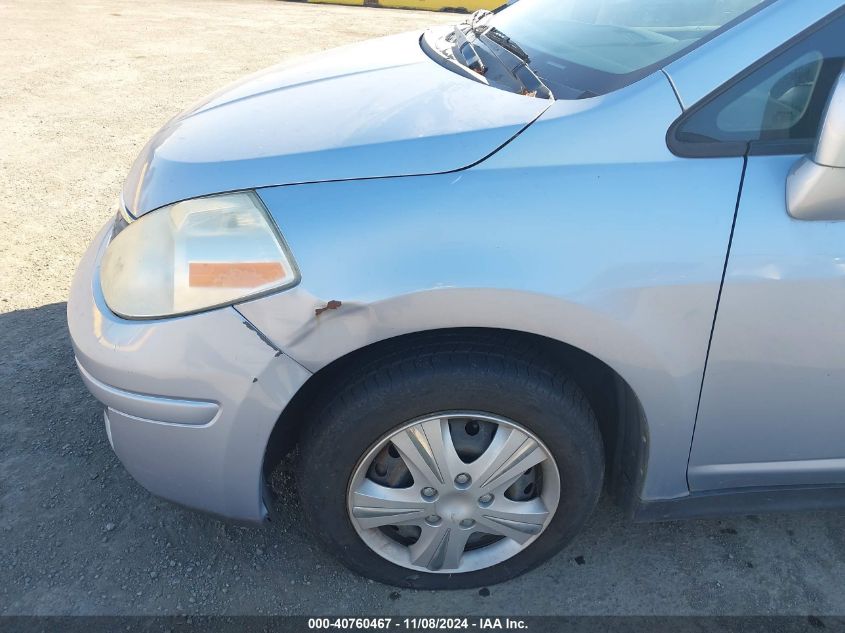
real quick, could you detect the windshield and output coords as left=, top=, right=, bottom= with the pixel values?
left=488, top=0, right=770, bottom=98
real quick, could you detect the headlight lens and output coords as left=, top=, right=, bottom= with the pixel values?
left=100, top=192, right=298, bottom=319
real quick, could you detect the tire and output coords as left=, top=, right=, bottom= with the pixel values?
left=297, top=331, right=604, bottom=589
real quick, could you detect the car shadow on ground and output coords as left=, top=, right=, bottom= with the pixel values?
left=1, top=303, right=844, bottom=616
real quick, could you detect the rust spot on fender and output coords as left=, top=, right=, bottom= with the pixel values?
left=315, top=300, right=342, bottom=317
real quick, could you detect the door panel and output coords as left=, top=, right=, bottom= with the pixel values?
left=689, top=154, right=845, bottom=491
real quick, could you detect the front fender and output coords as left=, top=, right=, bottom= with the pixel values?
left=241, top=186, right=737, bottom=505
left=241, top=71, right=741, bottom=502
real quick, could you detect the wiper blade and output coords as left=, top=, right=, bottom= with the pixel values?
left=478, top=27, right=554, bottom=99
left=481, top=27, right=531, bottom=65
left=430, top=12, right=552, bottom=100
left=451, top=25, right=487, bottom=76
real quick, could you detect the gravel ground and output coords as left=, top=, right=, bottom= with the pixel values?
left=2, top=0, right=845, bottom=618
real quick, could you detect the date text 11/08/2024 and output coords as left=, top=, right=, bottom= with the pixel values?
left=307, top=618, right=528, bottom=630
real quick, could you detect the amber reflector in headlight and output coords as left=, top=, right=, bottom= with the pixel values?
left=100, top=192, right=298, bottom=319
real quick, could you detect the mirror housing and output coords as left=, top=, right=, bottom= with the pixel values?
left=787, top=71, right=845, bottom=221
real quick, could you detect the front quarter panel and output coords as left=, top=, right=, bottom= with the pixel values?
left=240, top=72, right=743, bottom=501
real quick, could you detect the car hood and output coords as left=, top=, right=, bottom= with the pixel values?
left=123, top=30, right=552, bottom=216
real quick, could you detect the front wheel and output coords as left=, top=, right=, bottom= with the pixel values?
left=297, top=333, right=604, bottom=588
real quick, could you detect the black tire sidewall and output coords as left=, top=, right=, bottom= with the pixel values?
left=298, top=354, right=604, bottom=589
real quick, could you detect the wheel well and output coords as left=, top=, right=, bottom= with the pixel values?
left=263, top=328, right=648, bottom=510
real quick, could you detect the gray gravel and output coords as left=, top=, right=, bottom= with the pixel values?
left=2, top=0, right=845, bottom=617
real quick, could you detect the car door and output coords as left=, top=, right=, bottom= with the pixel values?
left=673, top=9, right=845, bottom=491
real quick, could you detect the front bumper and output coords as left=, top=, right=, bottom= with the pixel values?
left=67, top=220, right=312, bottom=523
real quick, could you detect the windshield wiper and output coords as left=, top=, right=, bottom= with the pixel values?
left=468, top=9, right=494, bottom=31
left=480, top=27, right=530, bottom=64
left=451, top=25, right=487, bottom=76
left=430, top=11, right=553, bottom=99
left=477, top=27, right=554, bottom=99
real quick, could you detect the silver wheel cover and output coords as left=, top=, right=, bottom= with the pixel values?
left=347, top=412, right=561, bottom=574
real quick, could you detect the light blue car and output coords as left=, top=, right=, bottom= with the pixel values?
left=68, top=0, right=845, bottom=588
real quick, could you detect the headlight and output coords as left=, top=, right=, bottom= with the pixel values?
left=100, top=192, right=298, bottom=319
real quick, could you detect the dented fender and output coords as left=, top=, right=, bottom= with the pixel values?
left=238, top=73, right=742, bottom=502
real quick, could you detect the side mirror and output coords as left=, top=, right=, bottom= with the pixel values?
left=786, top=71, right=845, bottom=221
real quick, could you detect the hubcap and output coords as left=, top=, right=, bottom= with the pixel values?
left=347, top=412, right=561, bottom=574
